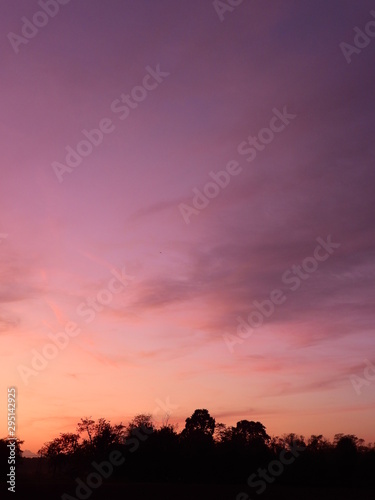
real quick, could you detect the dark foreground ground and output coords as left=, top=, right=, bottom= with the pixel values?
left=3, top=481, right=375, bottom=500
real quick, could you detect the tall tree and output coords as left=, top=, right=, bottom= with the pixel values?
left=76, top=417, right=95, bottom=446
left=182, top=409, right=216, bottom=437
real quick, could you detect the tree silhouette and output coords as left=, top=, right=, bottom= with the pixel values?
left=307, top=434, right=330, bottom=452
left=182, top=408, right=215, bottom=438
left=94, top=419, right=124, bottom=448
left=76, top=417, right=95, bottom=446
left=38, top=433, right=79, bottom=473
left=214, top=422, right=232, bottom=443
left=232, top=420, right=270, bottom=447
left=29, top=411, right=375, bottom=490
left=126, top=414, right=155, bottom=436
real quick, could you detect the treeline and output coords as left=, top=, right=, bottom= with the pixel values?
left=3, top=409, right=375, bottom=488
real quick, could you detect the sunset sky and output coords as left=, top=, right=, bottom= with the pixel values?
left=1, top=0, right=375, bottom=454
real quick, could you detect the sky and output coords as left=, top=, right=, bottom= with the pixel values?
left=1, top=0, right=375, bottom=454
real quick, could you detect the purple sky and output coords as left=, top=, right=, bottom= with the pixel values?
left=1, top=0, right=375, bottom=452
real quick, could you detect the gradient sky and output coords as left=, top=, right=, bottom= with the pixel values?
left=1, top=0, right=375, bottom=453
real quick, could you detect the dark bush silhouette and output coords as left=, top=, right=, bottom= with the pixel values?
left=10, top=409, right=375, bottom=492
